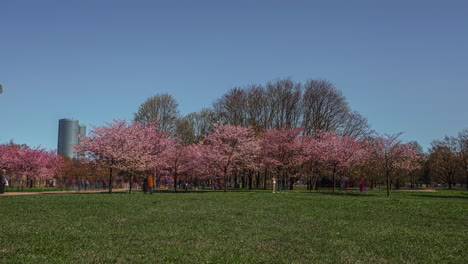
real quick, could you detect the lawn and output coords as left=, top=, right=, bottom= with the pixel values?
left=1, top=189, right=467, bottom=263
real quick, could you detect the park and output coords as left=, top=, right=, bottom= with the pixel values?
left=1, top=187, right=467, bottom=263
left=1, top=81, right=468, bottom=263
left=1, top=1, right=468, bottom=263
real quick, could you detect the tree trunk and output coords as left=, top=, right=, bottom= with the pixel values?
left=255, top=172, right=260, bottom=189
left=223, top=168, right=228, bottom=192
left=129, top=172, right=133, bottom=194
left=312, top=175, right=319, bottom=190
left=386, top=171, right=390, bottom=197
left=332, top=166, right=336, bottom=193
left=109, top=167, right=113, bottom=194
left=174, top=173, right=178, bottom=192
left=395, top=179, right=400, bottom=190
left=466, top=167, right=468, bottom=190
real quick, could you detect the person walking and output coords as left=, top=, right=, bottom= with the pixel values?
left=142, top=178, right=149, bottom=194
left=148, top=174, right=155, bottom=195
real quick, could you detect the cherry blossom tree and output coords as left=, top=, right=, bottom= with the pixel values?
left=315, top=131, right=368, bottom=192
left=201, top=123, right=260, bottom=192
left=261, top=128, right=303, bottom=192
left=0, top=145, right=17, bottom=172
left=371, top=133, right=420, bottom=197
left=163, top=144, right=198, bottom=192
left=300, top=135, right=324, bottom=190
left=75, top=119, right=174, bottom=193
left=0, top=144, right=65, bottom=187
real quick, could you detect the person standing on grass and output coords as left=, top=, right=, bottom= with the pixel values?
left=359, top=180, right=366, bottom=192
left=148, top=174, right=155, bottom=195
left=0, top=169, right=7, bottom=194
left=133, top=177, right=139, bottom=190
left=142, top=177, right=149, bottom=194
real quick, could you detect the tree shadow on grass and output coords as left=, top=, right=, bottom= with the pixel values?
left=410, top=194, right=468, bottom=200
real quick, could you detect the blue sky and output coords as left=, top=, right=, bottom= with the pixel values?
left=1, top=0, right=467, bottom=152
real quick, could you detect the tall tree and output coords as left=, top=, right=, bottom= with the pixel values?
left=302, top=80, right=350, bottom=135
left=134, top=93, right=180, bottom=134
left=428, top=137, right=460, bottom=189
left=213, top=88, right=248, bottom=126
left=265, top=78, right=302, bottom=129
left=176, top=108, right=218, bottom=144
left=456, top=129, right=468, bottom=189
left=340, top=111, right=372, bottom=139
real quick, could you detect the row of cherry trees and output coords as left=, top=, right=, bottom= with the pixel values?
left=75, top=119, right=421, bottom=196
left=0, top=143, right=65, bottom=187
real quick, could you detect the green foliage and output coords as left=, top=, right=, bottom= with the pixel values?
left=1, top=190, right=466, bottom=263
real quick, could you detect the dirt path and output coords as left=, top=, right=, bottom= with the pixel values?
left=1, top=188, right=131, bottom=196
left=398, top=189, right=437, bottom=192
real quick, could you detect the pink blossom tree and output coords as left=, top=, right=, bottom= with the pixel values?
left=75, top=119, right=174, bottom=193
left=201, top=123, right=260, bottom=192
left=261, top=128, right=303, bottom=192
left=370, top=132, right=420, bottom=197
left=163, top=144, right=198, bottom=192
left=300, top=135, right=324, bottom=190
left=316, top=131, right=368, bottom=192
left=0, top=145, right=65, bottom=188
left=0, top=145, right=18, bottom=172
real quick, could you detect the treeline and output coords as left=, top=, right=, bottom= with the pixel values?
left=135, top=78, right=371, bottom=144
left=1, top=79, right=466, bottom=193
left=71, top=119, right=421, bottom=197
left=133, top=78, right=467, bottom=189
left=0, top=141, right=64, bottom=191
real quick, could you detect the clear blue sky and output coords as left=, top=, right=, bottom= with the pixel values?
left=1, top=0, right=467, bottom=152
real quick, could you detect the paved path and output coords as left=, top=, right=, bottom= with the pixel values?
left=1, top=188, right=131, bottom=196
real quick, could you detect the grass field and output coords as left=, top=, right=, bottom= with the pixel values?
left=1, top=189, right=467, bottom=264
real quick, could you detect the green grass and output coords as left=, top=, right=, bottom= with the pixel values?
left=1, top=190, right=467, bottom=263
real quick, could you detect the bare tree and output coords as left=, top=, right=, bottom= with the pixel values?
left=134, top=93, right=180, bottom=134
left=456, top=129, right=468, bottom=189
left=244, top=85, right=270, bottom=132
left=175, top=117, right=196, bottom=145
left=265, top=78, right=302, bottom=129
left=428, top=137, right=461, bottom=189
left=302, top=80, right=350, bottom=135
left=340, top=111, right=372, bottom=139
left=213, top=88, right=248, bottom=126
left=179, top=108, right=218, bottom=143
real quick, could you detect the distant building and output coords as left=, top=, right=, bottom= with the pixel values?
left=57, top=118, right=86, bottom=159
